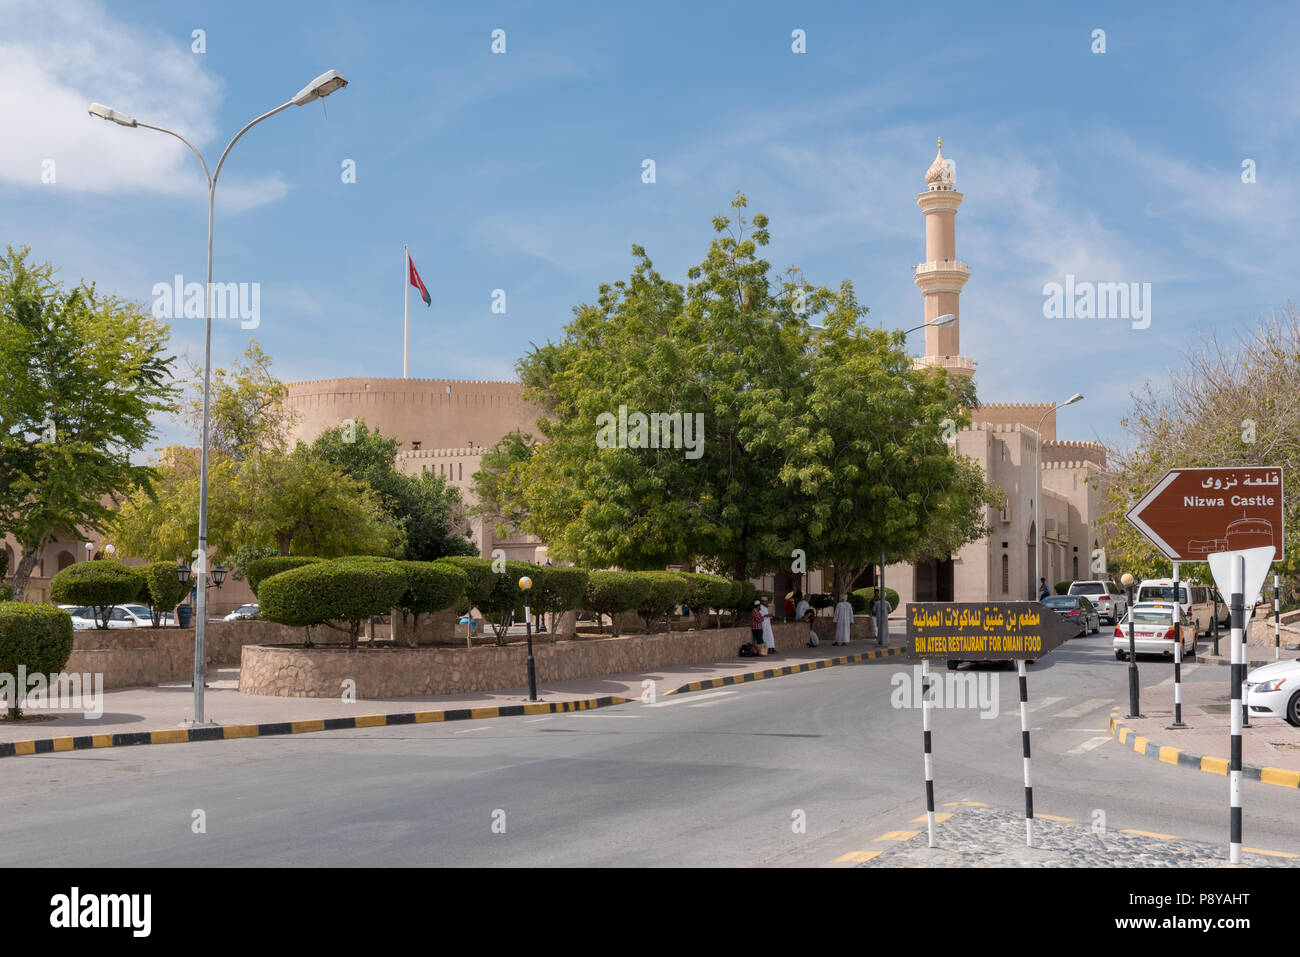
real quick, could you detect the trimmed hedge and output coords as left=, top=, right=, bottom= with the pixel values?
left=583, top=571, right=653, bottom=635
left=527, top=565, right=590, bottom=634
left=809, top=593, right=834, bottom=612
left=49, top=561, right=143, bottom=628
left=137, top=561, right=190, bottom=627
left=246, top=555, right=323, bottom=597
left=634, top=570, right=690, bottom=633
left=259, top=558, right=408, bottom=649
left=728, top=580, right=758, bottom=614
left=680, top=572, right=735, bottom=629
left=0, top=602, right=74, bottom=718
left=850, top=587, right=900, bottom=614
left=394, top=561, right=468, bottom=645
left=1054, top=581, right=1071, bottom=595
left=436, top=556, right=530, bottom=643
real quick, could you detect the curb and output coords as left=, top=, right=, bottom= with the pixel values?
left=663, top=645, right=906, bottom=695
left=1191, top=654, right=1275, bottom=668
left=1108, top=709, right=1300, bottom=789
left=0, top=643, right=907, bottom=760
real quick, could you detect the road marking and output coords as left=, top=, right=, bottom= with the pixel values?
left=1053, top=698, right=1112, bottom=720
left=874, top=830, right=920, bottom=842
left=1027, top=696, right=1064, bottom=713
left=832, top=850, right=882, bottom=863
left=524, top=717, right=554, bottom=724
left=910, top=813, right=952, bottom=824
left=942, top=801, right=988, bottom=807
left=645, top=690, right=735, bottom=708
left=453, top=726, right=490, bottom=734
left=1036, top=813, right=1076, bottom=822
left=566, top=712, right=643, bottom=718
left=1244, top=846, right=1300, bottom=859
left=1066, top=736, right=1112, bottom=756
left=1120, top=828, right=1176, bottom=840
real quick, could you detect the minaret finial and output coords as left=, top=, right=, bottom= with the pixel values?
left=937, top=136, right=942, bottom=150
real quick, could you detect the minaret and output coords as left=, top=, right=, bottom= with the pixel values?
left=913, top=138, right=975, bottom=377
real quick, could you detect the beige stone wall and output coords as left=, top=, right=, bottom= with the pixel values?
left=240, top=621, right=817, bottom=698
left=65, top=620, right=313, bottom=689
left=284, top=377, right=543, bottom=454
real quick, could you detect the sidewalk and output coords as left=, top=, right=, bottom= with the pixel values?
left=0, top=630, right=909, bottom=753
left=1108, top=665, right=1300, bottom=786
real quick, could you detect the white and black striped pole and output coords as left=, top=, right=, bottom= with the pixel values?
left=921, top=659, right=936, bottom=847
left=1242, top=596, right=1251, bottom=729
left=1229, top=556, right=1244, bottom=865
left=1274, top=573, right=1281, bottom=660
left=1169, top=563, right=1187, bottom=729
left=1017, top=659, right=1034, bottom=847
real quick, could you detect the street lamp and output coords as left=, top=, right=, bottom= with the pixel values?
left=518, top=576, right=538, bottom=701
left=89, top=69, right=349, bottom=726
left=1034, top=393, right=1083, bottom=600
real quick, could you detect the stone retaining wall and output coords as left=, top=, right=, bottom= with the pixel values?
left=240, top=620, right=846, bottom=698
left=66, top=620, right=311, bottom=689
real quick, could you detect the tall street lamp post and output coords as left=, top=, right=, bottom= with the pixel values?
left=1034, top=394, right=1083, bottom=601
left=518, top=576, right=538, bottom=701
left=89, top=70, right=349, bottom=725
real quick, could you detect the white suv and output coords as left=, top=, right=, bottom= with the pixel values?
left=1067, top=580, right=1128, bottom=624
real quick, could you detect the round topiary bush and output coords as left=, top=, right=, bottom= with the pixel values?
left=259, top=558, right=409, bottom=649
left=1054, top=581, right=1071, bottom=596
left=633, top=571, right=690, bottom=633
left=526, top=565, right=590, bottom=635
left=728, top=580, right=758, bottom=617
left=583, top=571, right=653, bottom=635
left=680, top=572, right=735, bottom=629
left=245, top=555, right=324, bottom=597
left=136, top=561, right=190, bottom=627
left=0, top=603, right=75, bottom=718
left=393, top=561, right=469, bottom=644
left=852, top=586, right=900, bottom=612
left=436, top=556, right=532, bottom=644
left=49, top=561, right=144, bottom=628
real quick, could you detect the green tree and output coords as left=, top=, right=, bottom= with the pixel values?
left=470, top=429, right=536, bottom=538
left=179, top=339, right=296, bottom=460
left=311, top=420, right=476, bottom=561
left=48, top=561, right=144, bottom=628
left=0, top=247, right=177, bottom=600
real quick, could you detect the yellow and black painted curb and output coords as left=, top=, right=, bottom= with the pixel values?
left=0, top=695, right=633, bottom=760
left=0, top=643, right=907, bottom=760
left=1108, top=709, right=1300, bottom=789
left=663, top=645, right=906, bottom=695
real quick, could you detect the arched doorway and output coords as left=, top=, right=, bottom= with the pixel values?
left=56, top=551, right=75, bottom=572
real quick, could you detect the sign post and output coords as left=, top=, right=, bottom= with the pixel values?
left=1125, top=466, right=1284, bottom=563
left=906, top=602, right=1075, bottom=848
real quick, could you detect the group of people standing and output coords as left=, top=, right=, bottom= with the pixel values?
left=749, top=590, right=857, bottom=655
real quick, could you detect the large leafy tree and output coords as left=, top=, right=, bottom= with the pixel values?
left=310, top=420, right=476, bottom=560
left=470, top=429, right=536, bottom=538
left=1101, top=306, right=1300, bottom=589
left=0, top=247, right=176, bottom=600
left=508, top=195, right=994, bottom=584
left=178, top=339, right=295, bottom=460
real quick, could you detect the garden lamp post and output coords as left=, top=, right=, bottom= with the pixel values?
left=519, top=576, right=538, bottom=701
left=1120, top=571, right=1141, bottom=717
left=89, top=70, right=349, bottom=725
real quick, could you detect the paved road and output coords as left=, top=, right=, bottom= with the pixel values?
left=0, top=631, right=1293, bottom=866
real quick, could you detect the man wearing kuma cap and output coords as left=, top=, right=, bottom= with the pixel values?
left=759, top=596, right=776, bottom=654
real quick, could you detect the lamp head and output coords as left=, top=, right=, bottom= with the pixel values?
left=176, top=562, right=192, bottom=586
left=930, top=313, right=957, bottom=328
left=88, top=103, right=138, bottom=127
left=518, top=576, right=532, bottom=591
left=1063, top=393, right=1084, bottom=407
left=292, top=70, right=348, bottom=106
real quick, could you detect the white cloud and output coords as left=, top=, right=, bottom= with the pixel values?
left=0, top=0, right=282, bottom=212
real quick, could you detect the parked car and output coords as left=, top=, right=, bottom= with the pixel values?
left=1067, top=580, right=1128, bottom=624
left=117, top=604, right=174, bottom=627
left=1135, top=579, right=1216, bottom=635
left=1245, top=658, right=1300, bottom=727
left=59, top=604, right=137, bottom=629
left=1041, top=594, right=1100, bottom=637
left=1112, top=601, right=1197, bottom=659
left=57, top=605, right=97, bottom=631
left=223, top=603, right=259, bottom=621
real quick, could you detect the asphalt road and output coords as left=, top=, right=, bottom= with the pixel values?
left=0, top=631, right=1294, bottom=867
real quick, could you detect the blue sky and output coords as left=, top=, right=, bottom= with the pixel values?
left=2, top=0, right=1297, bottom=456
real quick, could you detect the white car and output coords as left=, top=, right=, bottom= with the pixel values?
left=1134, top=579, right=1216, bottom=635
left=116, top=604, right=174, bottom=627
left=1112, top=601, right=1197, bottom=660
left=1245, top=659, right=1300, bottom=726
left=223, top=603, right=259, bottom=621
left=57, top=605, right=97, bottom=631
left=1067, top=580, right=1128, bottom=624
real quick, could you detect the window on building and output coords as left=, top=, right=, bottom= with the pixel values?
left=458, top=462, right=463, bottom=480
left=1073, top=555, right=1079, bottom=579
left=1001, top=554, right=1009, bottom=594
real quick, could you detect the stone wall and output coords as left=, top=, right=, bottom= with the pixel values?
left=65, top=620, right=311, bottom=689
left=240, top=620, right=844, bottom=698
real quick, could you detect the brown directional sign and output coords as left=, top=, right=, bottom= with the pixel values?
left=904, top=602, right=1076, bottom=661
left=1125, top=466, right=1284, bottom=562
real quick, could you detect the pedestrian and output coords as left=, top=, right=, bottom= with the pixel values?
left=1038, top=578, right=1050, bottom=601
left=872, top=591, right=893, bottom=639
left=760, top=596, right=776, bottom=655
left=804, top=609, right=820, bottom=647
left=749, top=599, right=764, bottom=651
left=784, top=592, right=796, bottom=622
left=793, top=591, right=811, bottom=625
left=833, top=594, right=854, bottom=646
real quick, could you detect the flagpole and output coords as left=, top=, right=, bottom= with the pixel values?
left=403, top=244, right=410, bottom=378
